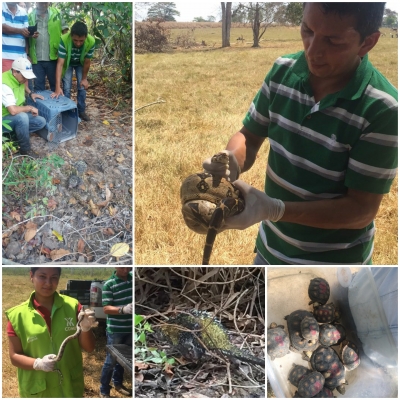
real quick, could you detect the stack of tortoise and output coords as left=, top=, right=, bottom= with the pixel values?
left=180, top=152, right=244, bottom=264
left=267, top=276, right=361, bottom=397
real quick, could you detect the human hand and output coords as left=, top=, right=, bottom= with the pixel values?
left=50, top=88, right=64, bottom=99
left=222, top=180, right=285, bottom=230
left=31, top=93, right=44, bottom=102
left=33, top=354, right=57, bottom=372
left=32, top=31, right=39, bottom=39
left=29, top=106, right=39, bottom=116
left=80, top=78, right=89, bottom=90
left=202, top=150, right=240, bottom=181
left=122, top=303, right=132, bottom=314
left=21, top=27, right=30, bottom=37
left=78, top=309, right=99, bottom=332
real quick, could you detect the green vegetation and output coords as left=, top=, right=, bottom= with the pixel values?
left=134, top=314, right=175, bottom=368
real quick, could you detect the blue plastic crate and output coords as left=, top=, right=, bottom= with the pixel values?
left=27, top=90, right=78, bottom=143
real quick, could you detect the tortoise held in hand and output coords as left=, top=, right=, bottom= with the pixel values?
left=180, top=152, right=244, bottom=264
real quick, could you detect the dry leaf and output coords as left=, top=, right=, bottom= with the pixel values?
left=102, top=120, right=110, bottom=125
left=109, top=183, right=114, bottom=188
left=66, top=151, right=73, bottom=158
left=26, top=221, right=37, bottom=230
left=113, top=111, right=122, bottom=117
left=97, top=182, right=105, bottom=189
left=86, top=170, right=95, bottom=175
left=105, top=186, right=112, bottom=201
left=103, top=228, right=115, bottom=236
left=25, top=228, right=37, bottom=242
left=47, top=198, right=57, bottom=210
left=52, top=178, right=61, bottom=184
left=107, top=149, right=115, bottom=156
left=113, top=132, right=120, bottom=137
left=77, top=239, right=85, bottom=253
left=52, top=230, right=64, bottom=241
left=50, top=248, right=70, bottom=261
left=10, top=211, right=21, bottom=221
left=69, top=197, right=77, bottom=205
left=89, top=199, right=101, bottom=216
left=116, top=154, right=125, bottom=163
left=108, top=205, right=117, bottom=216
left=110, top=242, right=129, bottom=257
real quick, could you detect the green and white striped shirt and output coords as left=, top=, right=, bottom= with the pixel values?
left=102, top=271, right=132, bottom=333
left=243, top=51, right=398, bottom=265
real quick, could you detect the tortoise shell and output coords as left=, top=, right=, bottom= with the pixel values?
left=308, top=277, right=330, bottom=305
left=285, top=310, right=319, bottom=355
left=267, top=323, right=290, bottom=360
left=300, top=315, right=319, bottom=343
left=340, top=341, right=360, bottom=371
left=288, top=364, right=312, bottom=387
left=319, top=324, right=341, bottom=347
left=310, top=345, right=337, bottom=372
left=74, top=160, right=88, bottom=175
left=180, top=172, right=242, bottom=235
left=298, top=371, right=325, bottom=397
left=313, top=303, right=340, bottom=324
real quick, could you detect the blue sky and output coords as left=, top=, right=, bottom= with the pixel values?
left=136, top=2, right=399, bottom=22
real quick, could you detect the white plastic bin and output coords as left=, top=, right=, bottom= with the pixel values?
left=267, top=267, right=398, bottom=398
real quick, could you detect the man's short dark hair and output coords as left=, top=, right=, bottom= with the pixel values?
left=319, top=3, right=385, bottom=41
left=71, top=21, right=88, bottom=37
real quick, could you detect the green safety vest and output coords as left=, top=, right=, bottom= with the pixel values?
left=28, top=7, right=63, bottom=64
left=2, top=70, right=25, bottom=117
left=5, top=292, right=84, bottom=398
left=60, top=32, right=95, bottom=78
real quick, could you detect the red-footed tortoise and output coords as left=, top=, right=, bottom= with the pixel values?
left=180, top=152, right=245, bottom=264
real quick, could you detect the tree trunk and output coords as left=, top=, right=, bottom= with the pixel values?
left=252, top=3, right=260, bottom=47
left=221, top=2, right=232, bottom=47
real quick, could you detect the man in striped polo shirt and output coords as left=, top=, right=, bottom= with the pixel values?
left=204, top=3, right=397, bottom=265
left=2, top=2, right=35, bottom=72
left=100, top=268, right=132, bottom=397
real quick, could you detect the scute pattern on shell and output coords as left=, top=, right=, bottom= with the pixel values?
left=180, top=172, right=242, bottom=235
left=319, top=324, right=341, bottom=346
left=300, top=315, right=319, bottom=342
left=68, top=174, right=81, bottom=189
left=285, top=310, right=319, bottom=354
left=340, top=341, right=360, bottom=371
left=298, top=371, right=325, bottom=397
left=313, top=303, right=338, bottom=324
left=288, top=364, right=312, bottom=387
left=308, top=277, right=330, bottom=305
left=313, top=386, right=335, bottom=398
left=267, top=324, right=290, bottom=360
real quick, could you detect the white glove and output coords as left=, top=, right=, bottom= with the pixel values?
left=202, top=150, right=240, bottom=181
left=33, top=354, right=57, bottom=372
left=222, top=180, right=285, bottom=230
left=79, top=309, right=99, bottom=332
left=122, top=303, right=132, bottom=314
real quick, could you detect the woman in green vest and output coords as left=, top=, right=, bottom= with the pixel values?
left=5, top=267, right=97, bottom=398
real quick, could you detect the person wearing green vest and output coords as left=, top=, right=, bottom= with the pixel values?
left=28, top=3, right=69, bottom=92
left=2, top=57, right=46, bottom=159
left=51, top=21, right=95, bottom=122
left=5, top=267, right=97, bottom=398
left=100, top=268, right=132, bottom=398
left=202, top=3, right=397, bottom=265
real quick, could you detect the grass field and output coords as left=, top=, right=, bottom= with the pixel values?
left=2, top=268, right=132, bottom=398
left=135, top=26, right=398, bottom=265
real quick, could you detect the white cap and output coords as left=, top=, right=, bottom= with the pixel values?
left=11, top=57, right=36, bottom=79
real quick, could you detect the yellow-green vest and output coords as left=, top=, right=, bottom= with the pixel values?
left=61, top=32, right=95, bottom=78
left=2, top=70, right=25, bottom=117
left=5, top=292, right=84, bottom=398
left=28, top=7, right=63, bottom=64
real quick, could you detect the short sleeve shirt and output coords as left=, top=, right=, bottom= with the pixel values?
left=243, top=51, right=398, bottom=265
